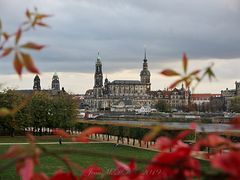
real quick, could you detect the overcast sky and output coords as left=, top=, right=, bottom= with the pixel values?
left=0, top=0, right=240, bottom=94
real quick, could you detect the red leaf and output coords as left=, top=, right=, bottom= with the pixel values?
left=154, top=137, right=172, bottom=150
left=230, top=116, right=240, bottom=129
left=13, top=53, right=23, bottom=76
left=205, top=134, right=229, bottom=147
left=32, top=172, right=49, bottom=180
left=211, top=152, right=240, bottom=178
left=50, top=171, right=77, bottom=180
left=52, top=129, right=70, bottom=138
left=21, top=42, right=45, bottom=50
left=182, top=52, right=188, bottom=73
left=81, top=165, right=102, bottom=179
left=81, top=126, right=106, bottom=136
left=189, top=122, right=197, bottom=130
left=18, top=158, right=34, bottom=180
left=72, top=136, right=89, bottom=142
left=173, top=130, right=192, bottom=143
left=0, top=47, right=13, bottom=58
left=160, top=69, right=180, bottom=76
left=15, top=28, right=22, bottom=44
left=21, top=52, right=39, bottom=74
left=0, top=145, right=23, bottom=159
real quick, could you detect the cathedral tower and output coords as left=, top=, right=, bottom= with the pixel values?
left=93, top=52, right=103, bottom=98
left=52, top=72, right=60, bottom=91
left=33, top=75, right=41, bottom=90
left=94, top=52, right=103, bottom=88
left=140, top=48, right=151, bottom=91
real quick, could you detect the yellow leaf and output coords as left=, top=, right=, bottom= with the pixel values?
left=182, top=52, right=188, bottom=74
left=143, top=125, right=164, bottom=142
left=0, top=108, right=11, bottom=116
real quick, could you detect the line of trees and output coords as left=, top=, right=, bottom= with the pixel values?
left=74, top=122, right=194, bottom=146
left=0, top=90, right=78, bottom=136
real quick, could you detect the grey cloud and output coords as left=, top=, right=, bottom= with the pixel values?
left=0, top=0, right=240, bottom=76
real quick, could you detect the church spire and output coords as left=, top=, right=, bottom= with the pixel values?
left=144, top=47, right=147, bottom=60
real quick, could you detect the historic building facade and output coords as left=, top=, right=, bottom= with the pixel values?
left=16, top=73, right=64, bottom=95
left=84, top=52, right=190, bottom=112
left=219, top=81, right=240, bottom=111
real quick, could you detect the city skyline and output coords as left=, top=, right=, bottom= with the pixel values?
left=0, top=0, right=240, bottom=94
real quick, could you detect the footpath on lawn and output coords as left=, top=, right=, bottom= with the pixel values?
left=0, top=134, right=209, bottom=159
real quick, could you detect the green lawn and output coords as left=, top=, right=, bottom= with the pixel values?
left=0, top=136, right=72, bottom=143
left=0, top=138, right=215, bottom=179
left=0, top=143, right=157, bottom=179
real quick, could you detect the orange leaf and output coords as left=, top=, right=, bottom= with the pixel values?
left=189, top=69, right=201, bottom=76
left=169, top=79, right=183, bottom=89
left=182, top=52, right=188, bottom=73
left=15, top=28, right=22, bottom=45
left=21, top=42, right=45, bottom=50
left=52, top=129, right=70, bottom=138
left=0, top=47, right=13, bottom=58
left=13, top=53, right=23, bottom=76
left=36, top=22, right=50, bottom=28
left=21, top=52, right=39, bottom=74
left=161, top=69, right=180, bottom=76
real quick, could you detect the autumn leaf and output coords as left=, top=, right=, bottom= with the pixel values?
left=0, top=47, right=13, bottom=58
left=13, top=53, right=23, bottom=76
left=154, top=137, right=172, bottom=150
left=15, top=28, right=22, bottom=45
left=230, top=116, right=240, bottom=129
left=81, top=165, right=102, bottom=179
left=0, top=107, right=11, bottom=116
left=143, top=125, right=163, bottom=142
left=73, top=126, right=106, bottom=142
left=25, top=9, right=31, bottom=19
left=21, top=52, right=39, bottom=74
left=17, top=158, right=34, bottom=180
left=21, top=42, right=45, bottom=50
left=52, top=129, right=70, bottom=138
left=160, top=69, right=180, bottom=76
left=169, top=79, right=183, bottom=89
left=50, top=171, right=78, bottom=180
left=182, top=52, right=188, bottom=74
left=211, top=152, right=240, bottom=178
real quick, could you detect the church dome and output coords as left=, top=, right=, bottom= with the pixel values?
left=140, top=69, right=151, bottom=76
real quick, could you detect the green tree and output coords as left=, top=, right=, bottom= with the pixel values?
left=0, top=90, right=30, bottom=136
left=155, top=99, right=170, bottom=112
